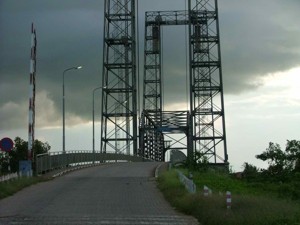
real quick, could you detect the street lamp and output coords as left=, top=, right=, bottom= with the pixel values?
left=92, top=86, right=106, bottom=162
left=62, top=66, right=82, bottom=154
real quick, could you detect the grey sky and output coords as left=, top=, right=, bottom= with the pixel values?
left=1, top=0, right=300, bottom=129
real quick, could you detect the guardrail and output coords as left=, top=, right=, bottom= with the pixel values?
left=177, top=170, right=196, bottom=194
left=36, top=151, right=150, bottom=175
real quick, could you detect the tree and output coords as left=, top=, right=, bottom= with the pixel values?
left=1, top=137, right=50, bottom=173
left=33, top=139, right=51, bottom=156
left=0, top=152, right=10, bottom=174
left=187, top=151, right=209, bottom=171
left=256, top=142, right=290, bottom=177
left=242, top=162, right=259, bottom=181
left=285, top=140, right=300, bottom=172
left=255, top=140, right=300, bottom=181
left=9, top=137, right=28, bottom=172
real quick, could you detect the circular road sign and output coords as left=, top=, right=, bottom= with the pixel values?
left=0, top=137, right=14, bottom=152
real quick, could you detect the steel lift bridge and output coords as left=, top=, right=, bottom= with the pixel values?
left=101, top=0, right=228, bottom=165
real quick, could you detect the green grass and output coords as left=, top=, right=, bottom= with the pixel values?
left=157, top=170, right=300, bottom=225
left=0, top=176, right=50, bottom=199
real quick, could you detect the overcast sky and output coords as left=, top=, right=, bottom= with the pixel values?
left=1, top=0, right=300, bottom=171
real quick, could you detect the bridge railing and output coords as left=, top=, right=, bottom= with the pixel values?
left=36, top=151, right=150, bottom=175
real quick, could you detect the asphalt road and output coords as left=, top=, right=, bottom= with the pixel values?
left=0, top=162, right=198, bottom=225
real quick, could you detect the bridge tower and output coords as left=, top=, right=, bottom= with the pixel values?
left=188, top=0, right=228, bottom=163
left=100, top=0, right=138, bottom=156
left=140, top=0, right=228, bottom=163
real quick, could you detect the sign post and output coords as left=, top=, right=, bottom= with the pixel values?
left=0, top=137, right=14, bottom=152
left=0, top=137, right=14, bottom=172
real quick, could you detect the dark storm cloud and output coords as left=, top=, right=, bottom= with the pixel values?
left=1, top=0, right=300, bottom=130
left=0, top=0, right=104, bottom=130
left=219, top=0, right=300, bottom=93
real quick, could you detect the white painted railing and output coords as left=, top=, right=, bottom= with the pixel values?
left=0, top=172, right=18, bottom=183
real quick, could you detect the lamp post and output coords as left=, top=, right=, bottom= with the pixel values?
left=62, top=66, right=82, bottom=154
left=92, top=86, right=105, bottom=162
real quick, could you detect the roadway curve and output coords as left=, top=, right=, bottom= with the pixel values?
left=0, top=162, right=198, bottom=224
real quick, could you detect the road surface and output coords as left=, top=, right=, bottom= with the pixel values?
left=0, top=162, right=198, bottom=224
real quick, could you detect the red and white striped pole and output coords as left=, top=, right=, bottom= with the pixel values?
left=28, top=23, right=37, bottom=161
left=226, top=191, right=232, bottom=209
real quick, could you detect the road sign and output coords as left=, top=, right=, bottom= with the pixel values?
left=19, top=160, right=32, bottom=176
left=0, top=137, right=14, bottom=152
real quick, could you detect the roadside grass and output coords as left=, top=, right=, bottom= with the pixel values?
left=188, top=169, right=300, bottom=200
left=157, top=170, right=300, bottom=225
left=0, top=176, right=50, bottom=199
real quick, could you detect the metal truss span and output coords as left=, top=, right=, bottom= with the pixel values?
left=139, top=111, right=190, bottom=161
left=140, top=0, right=228, bottom=163
left=101, top=0, right=138, bottom=156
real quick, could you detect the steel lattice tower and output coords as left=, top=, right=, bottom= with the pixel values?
left=101, top=0, right=137, bottom=156
left=188, top=0, right=228, bottom=163
left=140, top=0, right=228, bottom=163
left=139, top=12, right=164, bottom=161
